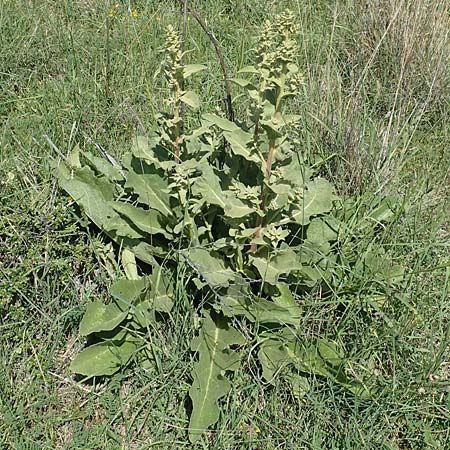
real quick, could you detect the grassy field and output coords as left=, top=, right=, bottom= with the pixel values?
left=1, top=0, right=449, bottom=448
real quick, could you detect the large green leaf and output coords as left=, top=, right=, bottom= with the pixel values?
left=202, top=113, right=239, bottom=132
left=183, top=248, right=236, bottom=287
left=110, top=277, right=149, bottom=309
left=223, top=129, right=261, bottom=163
left=121, top=248, right=139, bottom=280
left=69, top=340, right=136, bottom=377
left=258, top=332, right=372, bottom=398
left=223, top=194, right=255, bottom=218
left=120, top=238, right=165, bottom=265
left=125, top=172, right=172, bottom=217
left=221, top=294, right=300, bottom=325
left=257, top=336, right=312, bottom=400
left=251, top=249, right=302, bottom=285
left=148, top=265, right=174, bottom=313
left=82, top=151, right=124, bottom=182
left=130, top=136, right=173, bottom=169
left=79, top=301, right=129, bottom=336
left=58, top=164, right=141, bottom=239
left=237, top=65, right=259, bottom=74
left=230, top=77, right=256, bottom=89
left=189, top=312, right=245, bottom=443
left=111, top=201, right=171, bottom=238
left=306, top=218, right=338, bottom=244
left=273, top=284, right=301, bottom=320
left=115, top=267, right=173, bottom=327
left=258, top=332, right=339, bottom=380
left=192, top=166, right=226, bottom=208
left=133, top=299, right=156, bottom=328
left=288, top=178, right=334, bottom=225
left=278, top=155, right=311, bottom=188
left=258, top=337, right=291, bottom=381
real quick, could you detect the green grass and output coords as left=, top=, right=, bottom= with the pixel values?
left=1, top=0, right=449, bottom=448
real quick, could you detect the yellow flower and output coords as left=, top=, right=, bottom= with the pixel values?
left=132, top=9, right=138, bottom=18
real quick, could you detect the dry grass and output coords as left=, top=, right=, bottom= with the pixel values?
left=298, top=0, right=450, bottom=193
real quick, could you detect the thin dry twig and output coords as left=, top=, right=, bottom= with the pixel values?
left=175, top=0, right=234, bottom=122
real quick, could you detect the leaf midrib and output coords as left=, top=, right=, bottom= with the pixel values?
left=196, top=326, right=220, bottom=422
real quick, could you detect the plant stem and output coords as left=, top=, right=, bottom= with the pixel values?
left=174, top=96, right=181, bottom=164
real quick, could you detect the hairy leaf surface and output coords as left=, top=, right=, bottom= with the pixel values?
left=125, top=172, right=172, bottom=216
left=79, top=301, right=129, bottom=336
left=189, top=312, right=244, bottom=442
left=70, top=341, right=136, bottom=377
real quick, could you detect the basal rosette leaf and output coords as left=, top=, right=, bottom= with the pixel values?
left=273, top=283, right=301, bottom=319
left=258, top=337, right=291, bottom=382
left=189, top=312, right=245, bottom=443
left=125, top=172, right=172, bottom=217
left=121, top=248, right=139, bottom=280
left=79, top=301, right=129, bottom=337
left=110, top=277, right=149, bottom=309
left=283, top=178, right=335, bottom=225
left=69, top=340, right=137, bottom=377
left=58, top=163, right=163, bottom=265
left=354, top=244, right=404, bottom=286
left=57, top=164, right=141, bottom=240
left=130, top=135, right=175, bottom=170
left=183, top=248, right=236, bottom=287
left=251, top=249, right=303, bottom=285
left=82, top=152, right=124, bottom=182
left=148, top=265, right=174, bottom=313
left=110, top=201, right=172, bottom=239
left=221, top=294, right=301, bottom=326
left=306, top=218, right=339, bottom=245
left=258, top=331, right=372, bottom=398
left=109, top=271, right=173, bottom=328
left=120, top=238, right=164, bottom=265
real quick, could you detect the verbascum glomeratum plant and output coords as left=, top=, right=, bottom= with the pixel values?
left=58, top=11, right=403, bottom=443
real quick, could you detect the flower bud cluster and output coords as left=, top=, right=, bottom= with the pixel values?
left=263, top=224, right=290, bottom=248
left=170, top=164, right=196, bottom=188
left=288, top=187, right=305, bottom=202
left=230, top=182, right=260, bottom=207
left=163, top=25, right=184, bottom=96
left=256, top=10, right=299, bottom=75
